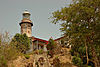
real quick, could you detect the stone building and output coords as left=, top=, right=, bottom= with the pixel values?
left=19, top=10, right=69, bottom=51
left=19, top=10, right=48, bottom=51
left=19, top=10, right=33, bottom=37
left=32, top=36, right=48, bottom=51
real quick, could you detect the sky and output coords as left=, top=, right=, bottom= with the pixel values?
left=0, top=0, right=71, bottom=40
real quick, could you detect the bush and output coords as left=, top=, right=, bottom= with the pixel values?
left=47, top=50, right=49, bottom=54
left=11, top=33, right=30, bottom=53
left=0, top=56, right=7, bottom=67
left=47, top=38, right=56, bottom=50
left=88, top=66, right=91, bottom=67
left=72, top=56, right=82, bottom=66
left=70, top=49, right=74, bottom=56
left=55, top=56, right=59, bottom=59
left=0, top=45, right=20, bottom=67
left=24, top=54, right=30, bottom=59
left=0, top=32, right=20, bottom=67
left=39, top=50, right=43, bottom=54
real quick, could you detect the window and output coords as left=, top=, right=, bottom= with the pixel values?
left=28, top=24, right=31, bottom=27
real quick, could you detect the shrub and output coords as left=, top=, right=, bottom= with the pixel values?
left=39, top=50, right=43, bottom=54
left=47, top=50, right=49, bottom=54
left=72, top=56, right=82, bottom=66
left=11, top=33, right=30, bottom=53
left=88, top=66, right=91, bottom=67
left=0, top=32, right=20, bottom=67
left=24, top=54, right=30, bottom=59
left=47, top=38, right=56, bottom=50
left=55, top=56, right=59, bottom=59
left=70, top=49, right=74, bottom=56
left=0, top=56, right=7, bottom=67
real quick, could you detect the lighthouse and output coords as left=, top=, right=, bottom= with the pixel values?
left=19, top=10, right=33, bottom=37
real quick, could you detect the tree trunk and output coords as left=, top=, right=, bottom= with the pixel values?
left=85, top=40, right=89, bottom=66
left=91, top=46, right=100, bottom=67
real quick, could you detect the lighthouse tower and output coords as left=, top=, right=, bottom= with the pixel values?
left=19, top=10, right=33, bottom=37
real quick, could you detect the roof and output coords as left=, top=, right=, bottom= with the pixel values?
left=23, top=10, right=30, bottom=14
left=31, top=36, right=66, bottom=45
left=19, top=19, right=33, bottom=26
left=32, top=36, right=48, bottom=44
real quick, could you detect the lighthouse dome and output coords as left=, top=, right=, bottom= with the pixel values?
left=23, top=10, right=30, bottom=14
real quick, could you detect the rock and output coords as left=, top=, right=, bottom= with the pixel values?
left=8, top=55, right=34, bottom=67
left=53, top=57, right=60, bottom=67
left=26, top=63, right=33, bottom=67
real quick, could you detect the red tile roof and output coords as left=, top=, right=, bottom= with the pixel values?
left=32, top=36, right=48, bottom=44
left=31, top=36, right=65, bottom=45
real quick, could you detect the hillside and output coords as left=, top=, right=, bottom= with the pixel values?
left=8, top=47, right=77, bottom=67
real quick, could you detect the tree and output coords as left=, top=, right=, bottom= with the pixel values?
left=0, top=32, right=20, bottom=67
left=47, top=38, right=56, bottom=57
left=51, top=0, right=100, bottom=67
left=47, top=38, right=55, bottom=50
left=11, top=33, right=30, bottom=53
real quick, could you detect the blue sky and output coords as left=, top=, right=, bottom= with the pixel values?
left=0, top=0, right=71, bottom=40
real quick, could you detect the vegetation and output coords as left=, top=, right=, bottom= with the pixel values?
left=47, top=38, right=56, bottom=50
left=47, top=38, right=56, bottom=57
left=39, top=49, right=44, bottom=54
left=0, top=32, right=20, bottom=67
left=11, top=33, right=30, bottom=54
left=51, top=0, right=100, bottom=67
left=24, top=54, right=30, bottom=59
left=72, top=56, right=82, bottom=66
left=0, top=32, right=31, bottom=66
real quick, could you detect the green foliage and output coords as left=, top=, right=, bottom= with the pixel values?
left=11, top=33, right=30, bottom=53
left=51, top=0, right=100, bottom=66
left=47, top=38, right=56, bottom=58
left=61, top=39, right=64, bottom=44
left=0, top=45, right=20, bottom=66
left=70, top=49, right=74, bottom=56
left=39, top=49, right=43, bottom=54
left=0, top=56, right=7, bottom=67
left=72, top=56, right=82, bottom=66
left=47, top=38, right=56, bottom=50
left=0, top=40, right=1, bottom=44
left=24, top=54, right=30, bottom=59
left=88, top=66, right=91, bottom=67
left=47, top=50, right=49, bottom=55
left=0, top=32, right=20, bottom=67
left=55, top=56, right=59, bottom=59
